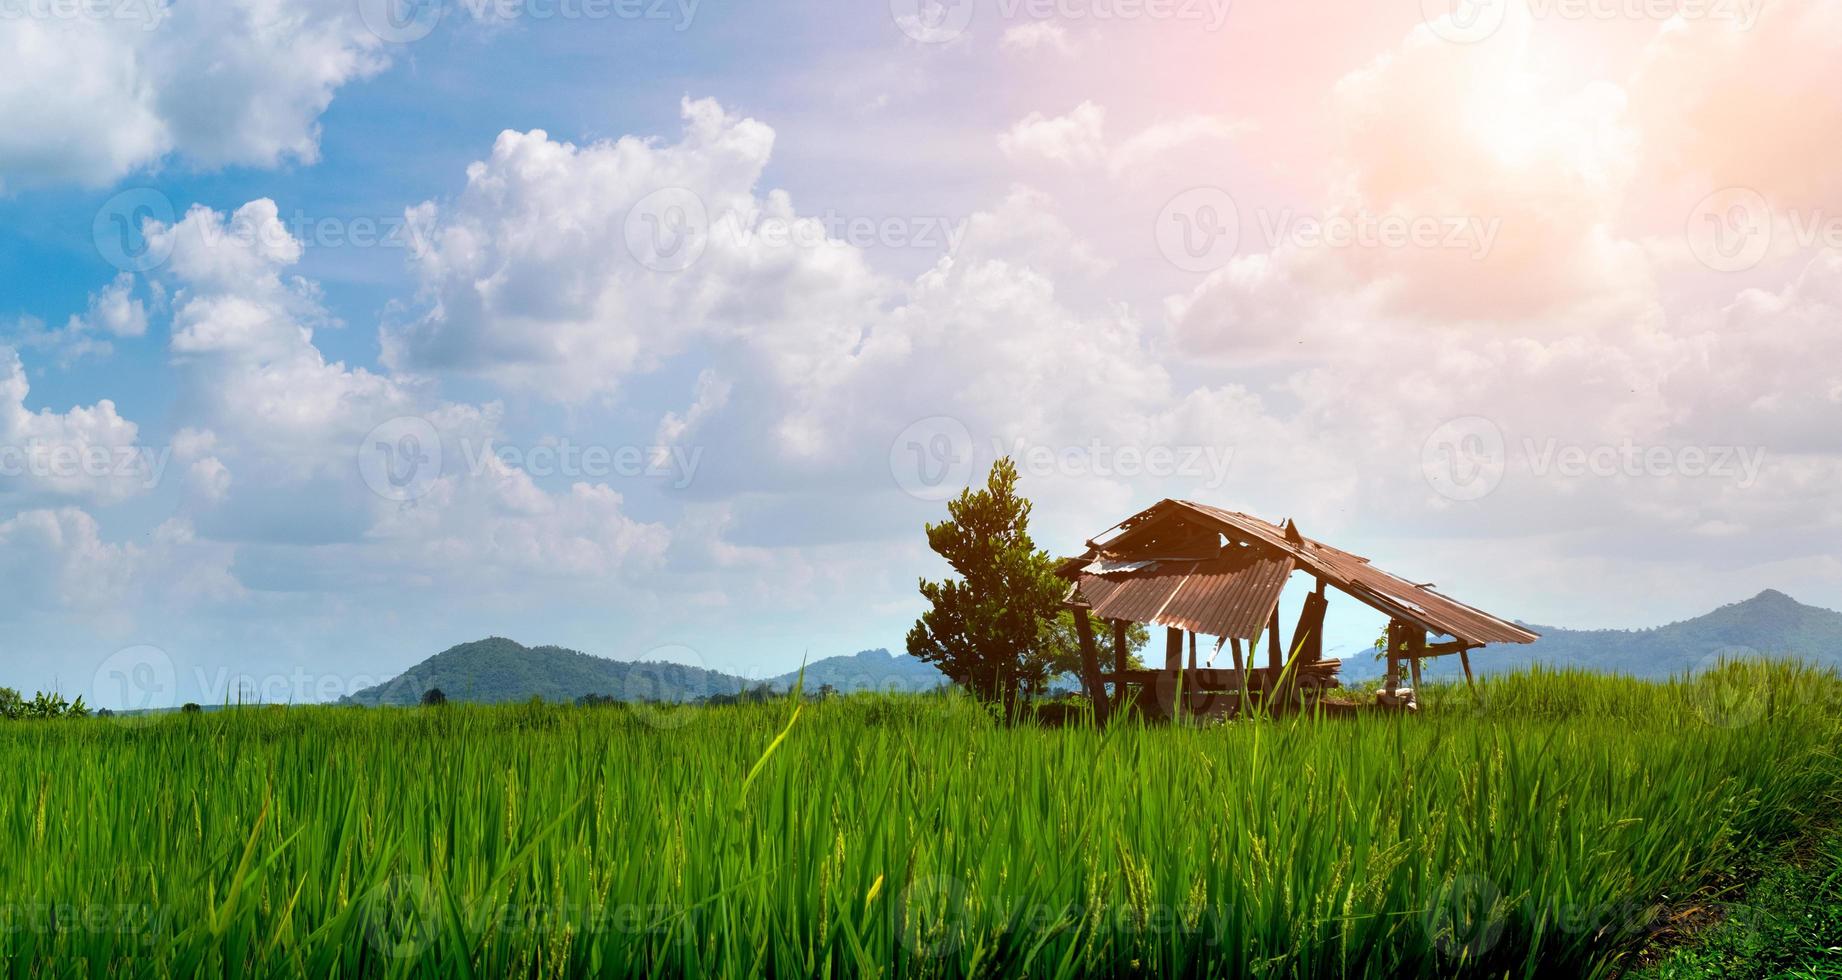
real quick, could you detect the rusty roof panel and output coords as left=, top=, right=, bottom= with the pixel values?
left=1076, top=546, right=1293, bottom=641
left=1158, top=549, right=1294, bottom=639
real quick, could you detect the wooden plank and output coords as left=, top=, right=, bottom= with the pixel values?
left=1383, top=621, right=1402, bottom=695
left=1072, top=606, right=1110, bottom=724
left=1230, top=638, right=1248, bottom=712
left=1110, top=619, right=1129, bottom=702
left=1101, top=664, right=1341, bottom=691
left=1266, top=607, right=1283, bottom=673
left=1165, top=626, right=1183, bottom=673
left=1408, top=627, right=1426, bottom=689
left=1292, top=590, right=1328, bottom=664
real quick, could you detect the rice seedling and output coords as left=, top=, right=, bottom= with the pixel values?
left=1, top=662, right=1837, bottom=978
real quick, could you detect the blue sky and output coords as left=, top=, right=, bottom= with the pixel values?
left=2, top=0, right=1837, bottom=707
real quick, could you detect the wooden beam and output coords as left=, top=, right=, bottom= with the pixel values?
left=1460, top=649, right=1478, bottom=697
left=1110, top=619, right=1129, bottom=703
left=1188, top=631, right=1198, bottom=672
left=1266, top=607, right=1283, bottom=673
left=1383, top=621, right=1402, bottom=695
left=1165, top=626, right=1183, bottom=673
left=1072, top=606, right=1110, bottom=724
left=1230, top=638, right=1248, bottom=715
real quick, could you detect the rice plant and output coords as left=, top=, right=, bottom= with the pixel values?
left=1, top=661, right=1837, bottom=978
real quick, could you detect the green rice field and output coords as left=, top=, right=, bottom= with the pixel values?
left=2, top=662, right=1839, bottom=978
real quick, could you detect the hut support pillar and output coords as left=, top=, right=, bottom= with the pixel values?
left=1266, top=608, right=1283, bottom=673
left=1407, top=628, right=1426, bottom=690
left=1230, top=638, right=1248, bottom=716
left=1110, top=619, right=1129, bottom=705
left=1165, top=627, right=1184, bottom=719
left=1071, top=606, right=1110, bottom=725
left=1383, top=621, right=1403, bottom=696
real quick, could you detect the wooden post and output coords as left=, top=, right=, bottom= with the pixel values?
left=1230, top=636, right=1248, bottom=716
left=1163, top=627, right=1185, bottom=721
left=1266, top=608, right=1283, bottom=673
left=1459, top=649, right=1478, bottom=697
left=1071, top=606, right=1110, bottom=724
left=1111, top=619, right=1129, bottom=704
left=1292, top=581, right=1328, bottom=665
left=1408, top=629, right=1425, bottom=691
left=1187, top=632, right=1198, bottom=672
left=1383, top=621, right=1401, bottom=696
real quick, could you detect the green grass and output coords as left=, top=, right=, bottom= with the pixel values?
left=1, top=662, right=1838, bottom=978
left=1636, top=824, right=1842, bottom=979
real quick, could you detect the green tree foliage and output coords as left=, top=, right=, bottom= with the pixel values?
left=420, top=687, right=448, bottom=707
left=906, top=458, right=1067, bottom=708
left=1041, top=612, right=1151, bottom=678
left=0, top=688, right=88, bottom=720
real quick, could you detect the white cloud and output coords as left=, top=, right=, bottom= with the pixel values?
left=998, top=102, right=1109, bottom=169
left=139, top=198, right=673, bottom=595
left=388, top=98, right=886, bottom=400
left=0, top=345, right=155, bottom=503
left=999, top=21, right=1075, bottom=55
left=999, top=102, right=1244, bottom=180
left=0, top=0, right=391, bottom=188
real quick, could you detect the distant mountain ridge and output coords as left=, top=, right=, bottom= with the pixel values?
left=1367, top=589, right=1842, bottom=680
left=345, top=591, right=1841, bottom=704
left=341, top=638, right=944, bottom=706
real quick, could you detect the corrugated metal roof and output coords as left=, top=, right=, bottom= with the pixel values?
left=1074, top=545, right=1293, bottom=640
left=1071, top=499, right=1538, bottom=648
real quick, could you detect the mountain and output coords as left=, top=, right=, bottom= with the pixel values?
left=768, top=648, right=946, bottom=694
left=341, top=639, right=946, bottom=706
left=1371, top=590, right=1842, bottom=680
left=341, top=637, right=753, bottom=707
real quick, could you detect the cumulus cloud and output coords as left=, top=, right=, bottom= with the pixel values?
left=388, top=98, right=885, bottom=400
left=0, top=0, right=391, bottom=188
left=0, top=345, right=157, bottom=502
left=140, top=198, right=672, bottom=589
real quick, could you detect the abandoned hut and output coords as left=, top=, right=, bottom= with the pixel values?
left=1058, top=499, right=1538, bottom=719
